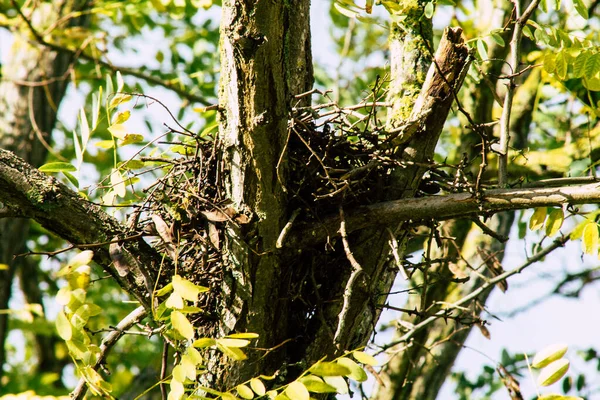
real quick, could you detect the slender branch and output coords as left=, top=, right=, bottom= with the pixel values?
left=334, top=206, right=365, bottom=345
left=10, top=0, right=211, bottom=105
left=497, top=0, right=541, bottom=186
left=71, top=306, right=148, bottom=400
left=384, top=234, right=569, bottom=349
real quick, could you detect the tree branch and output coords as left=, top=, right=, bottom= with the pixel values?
left=9, top=0, right=211, bottom=106
left=289, top=183, right=600, bottom=247
left=0, top=149, right=160, bottom=307
left=71, top=306, right=148, bottom=400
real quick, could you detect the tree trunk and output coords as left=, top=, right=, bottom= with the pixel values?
left=0, top=0, right=88, bottom=383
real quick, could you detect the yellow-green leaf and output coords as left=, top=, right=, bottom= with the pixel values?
left=237, top=384, right=254, bottom=399
left=155, top=282, right=173, bottom=297
left=555, top=51, right=567, bottom=80
left=113, top=110, right=130, bottom=125
left=533, top=343, right=569, bottom=368
left=193, top=337, right=216, bottom=348
left=538, top=359, right=570, bottom=386
left=336, top=357, right=368, bottom=382
left=95, top=140, right=114, bottom=149
left=226, top=332, right=259, bottom=339
left=298, top=375, right=337, bottom=393
left=39, top=162, right=77, bottom=173
left=109, top=93, right=132, bottom=109
left=322, top=376, right=348, bottom=394
left=529, top=207, right=547, bottom=231
left=172, top=274, right=208, bottom=302
left=181, top=353, right=197, bottom=380
left=309, top=362, right=351, bottom=377
left=110, top=168, right=126, bottom=198
left=352, top=350, right=378, bottom=366
left=172, top=364, right=186, bottom=382
left=120, top=133, right=144, bottom=146
left=186, top=346, right=203, bottom=365
left=545, top=208, right=564, bottom=237
left=216, top=343, right=247, bottom=360
left=538, top=394, right=583, bottom=400
left=108, top=124, right=127, bottom=139
left=584, top=53, right=600, bottom=80
left=221, top=393, right=238, bottom=400
left=69, top=250, right=94, bottom=268
left=285, top=381, right=309, bottom=400
left=217, top=338, right=250, bottom=348
left=56, top=310, right=73, bottom=340
left=582, top=222, right=599, bottom=255
left=171, top=310, right=195, bottom=340
left=250, top=378, right=266, bottom=396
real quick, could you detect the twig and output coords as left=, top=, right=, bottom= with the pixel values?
left=160, top=340, right=169, bottom=400
left=385, top=233, right=568, bottom=348
left=71, top=306, right=148, bottom=400
left=276, top=209, right=301, bottom=249
left=387, top=228, right=409, bottom=280
left=10, top=0, right=211, bottom=105
left=334, top=206, right=365, bottom=345
left=498, top=0, right=541, bottom=187
left=471, top=216, right=509, bottom=242
left=14, top=233, right=145, bottom=258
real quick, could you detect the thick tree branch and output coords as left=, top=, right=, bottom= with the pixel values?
left=289, top=182, right=600, bottom=247
left=0, top=149, right=160, bottom=308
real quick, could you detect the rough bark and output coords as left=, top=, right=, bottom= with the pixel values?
left=210, top=0, right=313, bottom=387
left=0, top=0, right=89, bottom=383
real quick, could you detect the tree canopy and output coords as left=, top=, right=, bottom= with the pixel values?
left=1, top=0, right=600, bottom=399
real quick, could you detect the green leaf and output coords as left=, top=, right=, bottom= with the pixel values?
left=237, top=384, right=254, bottom=399
left=424, top=1, right=434, bottom=18
left=476, top=38, right=488, bottom=60
left=337, top=357, right=368, bottom=382
left=155, top=282, right=173, bottom=297
left=39, top=162, right=77, bottom=173
left=529, top=207, right=547, bottom=231
left=250, top=378, right=266, bottom=396
left=171, top=310, right=195, bottom=339
left=79, top=107, right=90, bottom=149
left=109, top=93, right=132, bottom=109
left=166, top=292, right=184, bottom=309
left=538, top=394, right=584, bottom=400
left=532, top=343, right=569, bottom=369
left=116, top=70, right=124, bottom=92
left=56, top=310, right=72, bottom=340
left=298, top=375, right=337, bottom=393
left=92, top=89, right=101, bottom=130
left=573, top=0, right=589, bottom=19
left=120, top=133, right=144, bottom=146
left=545, top=208, right=564, bottom=237
left=309, top=362, right=351, bottom=377
left=584, top=53, right=600, bottom=80
left=352, top=350, right=378, bottom=366
left=555, top=51, right=567, bottom=80
left=62, top=171, right=79, bottom=188
left=583, top=77, right=600, bottom=91
left=573, top=51, right=590, bottom=78
left=221, top=393, right=238, bottom=400
left=333, top=1, right=358, bottom=18
left=491, top=32, right=505, bottom=47
left=285, top=381, right=309, bottom=400
left=582, top=222, right=599, bottom=255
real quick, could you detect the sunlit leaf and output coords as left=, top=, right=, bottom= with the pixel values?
left=193, top=337, right=217, bottom=348
left=166, top=292, right=184, bottom=309
left=545, top=208, right=564, bottom=237
left=582, top=222, right=599, bottom=255
left=95, top=140, right=114, bottom=149
left=285, top=381, right=309, bottom=400
left=116, top=71, right=124, bottom=92
left=237, top=384, right=254, bottom=399
left=337, top=357, right=367, bottom=382
left=173, top=274, right=208, bottom=302
left=80, top=107, right=90, bottom=149
left=298, top=375, right=337, bottom=393
left=216, top=343, right=247, bottom=360
left=108, top=124, right=128, bottom=139
left=573, top=51, right=590, bottom=78
left=309, top=362, right=351, bottom=377
left=171, top=310, right=195, bottom=339
left=573, top=0, right=589, bottom=19
left=529, top=207, right=547, bottom=231
left=56, top=310, right=72, bottom=340
left=120, top=133, right=144, bottom=146
left=352, top=350, right=379, bottom=366
left=216, top=338, right=250, bottom=348
left=584, top=53, right=600, bottom=80
left=538, top=359, right=570, bottom=387
left=110, top=168, right=126, bottom=198
left=113, top=110, right=131, bottom=125
left=533, top=343, right=568, bottom=368
left=476, top=39, right=488, bottom=60
left=226, top=332, right=259, bottom=339
left=250, top=378, right=266, bottom=396
left=39, top=162, right=77, bottom=173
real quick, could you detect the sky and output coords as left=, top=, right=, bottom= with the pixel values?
left=1, top=1, right=600, bottom=399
